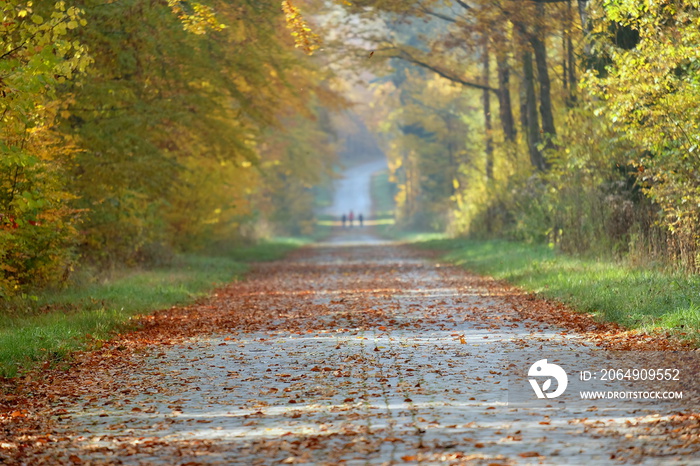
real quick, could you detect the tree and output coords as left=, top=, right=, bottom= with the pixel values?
left=0, top=1, right=90, bottom=294
left=587, top=0, right=700, bottom=269
left=58, top=0, right=342, bottom=262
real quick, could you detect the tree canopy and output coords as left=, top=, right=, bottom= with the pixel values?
left=331, top=0, right=700, bottom=269
left=2, top=0, right=700, bottom=297
left=0, top=0, right=341, bottom=295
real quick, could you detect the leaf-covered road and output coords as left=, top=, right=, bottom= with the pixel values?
left=4, top=230, right=699, bottom=465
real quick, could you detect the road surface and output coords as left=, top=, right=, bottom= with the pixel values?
left=323, top=158, right=388, bottom=226
left=3, top=159, right=699, bottom=465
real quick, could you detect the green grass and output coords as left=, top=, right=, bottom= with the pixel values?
left=0, top=240, right=301, bottom=378
left=413, top=237, right=700, bottom=344
left=208, top=237, right=306, bottom=262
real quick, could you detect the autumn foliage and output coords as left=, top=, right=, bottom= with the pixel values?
left=343, top=0, right=700, bottom=271
left=0, top=0, right=338, bottom=295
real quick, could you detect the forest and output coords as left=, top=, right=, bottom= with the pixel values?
left=0, top=0, right=341, bottom=298
left=3, top=3, right=700, bottom=463
left=1, top=0, right=700, bottom=298
left=348, top=0, right=700, bottom=273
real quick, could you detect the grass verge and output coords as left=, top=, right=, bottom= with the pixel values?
left=0, top=239, right=303, bottom=378
left=413, top=237, right=700, bottom=344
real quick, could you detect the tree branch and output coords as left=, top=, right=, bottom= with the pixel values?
left=452, top=0, right=472, bottom=11
left=392, top=49, right=498, bottom=93
left=418, top=5, right=457, bottom=23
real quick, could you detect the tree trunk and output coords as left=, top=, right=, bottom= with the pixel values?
left=578, top=0, right=592, bottom=58
left=521, top=49, right=547, bottom=171
left=562, top=27, right=568, bottom=95
left=530, top=3, right=556, bottom=144
left=566, top=0, right=577, bottom=105
left=482, top=41, right=494, bottom=181
left=578, top=0, right=590, bottom=37
left=496, top=51, right=516, bottom=142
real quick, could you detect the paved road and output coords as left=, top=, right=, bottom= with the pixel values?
left=322, top=158, right=388, bottom=224
left=11, top=159, right=699, bottom=465
left=42, top=240, right=697, bottom=465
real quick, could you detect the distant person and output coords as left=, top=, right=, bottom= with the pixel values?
left=348, top=210, right=354, bottom=227
left=341, top=213, right=347, bottom=228
left=358, top=213, right=364, bottom=227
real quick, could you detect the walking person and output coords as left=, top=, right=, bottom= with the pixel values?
left=348, top=210, right=354, bottom=227
left=358, top=213, right=364, bottom=227
left=341, top=213, right=347, bottom=228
